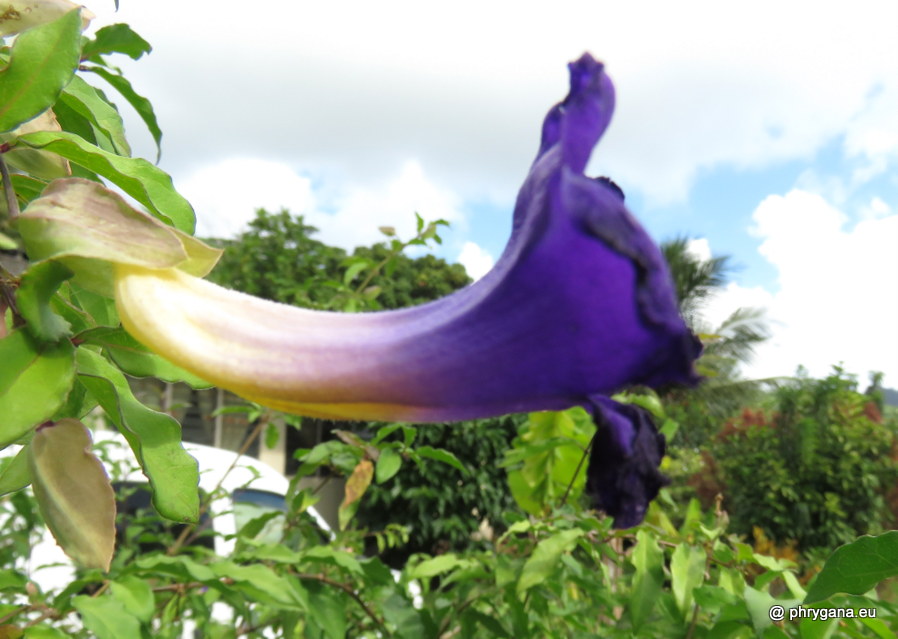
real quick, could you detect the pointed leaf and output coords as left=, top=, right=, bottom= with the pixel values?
left=0, top=330, right=74, bottom=447
left=109, top=576, right=154, bottom=623
left=671, top=543, right=706, bottom=617
left=75, top=348, right=199, bottom=522
left=209, top=561, right=307, bottom=609
left=85, top=66, right=161, bottom=162
left=0, top=10, right=82, bottom=132
left=306, top=581, right=347, bottom=639
left=629, top=529, right=665, bottom=630
left=81, top=23, right=151, bottom=61
left=58, top=75, right=130, bottom=156
left=414, top=445, right=466, bottom=473
left=71, top=596, right=140, bottom=639
left=339, top=459, right=373, bottom=530
left=13, top=132, right=196, bottom=232
left=0, top=109, right=71, bottom=179
left=375, top=447, right=402, bottom=483
left=804, top=532, right=898, bottom=604
left=0, top=445, right=32, bottom=496
left=517, top=528, right=584, bottom=594
left=407, top=553, right=464, bottom=580
left=28, top=419, right=115, bottom=571
left=16, top=260, right=73, bottom=341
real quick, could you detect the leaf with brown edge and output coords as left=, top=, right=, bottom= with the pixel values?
left=28, top=418, right=115, bottom=571
left=339, top=459, right=373, bottom=530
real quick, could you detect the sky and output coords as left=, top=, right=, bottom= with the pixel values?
left=86, top=0, right=898, bottom=387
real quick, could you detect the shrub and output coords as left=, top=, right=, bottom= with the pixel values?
left=708, top=369, right=898, bottom=552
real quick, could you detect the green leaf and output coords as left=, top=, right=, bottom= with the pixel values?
left=804, top=532, right=898, bottom=604
left=300, top=546, right=364, bottom=575
left=0, top=330, right=74, bottom=447
left=28, top=419, right=115, bottom=571
left=85, top=66, right=162, bottom=162
left=463, top=610, right=512, bottom=639
left=78, top=326, right=211, bottom=386
left=629, top=529, right=665, bottom=630
left=742, top=586, right=777, bottom=634
left=13, top=132, right=196, bottom=232
left=58, top=75, right=130, bottom=156
left=8, top=174, right=48, bottom=205
left=517, top=528, right=584, bottom=594
left=0, top=110, right=70, bottom=180
left=23, top=627, right=69, bottom=639
left=75, top=348, right=199, bottom=522
left=71, top=596, right=141, bottom=639
left=209, top=562, right=307, bottom=609
left=306, top=581, right=347, bottom=639
left=0, top=445, right=31, bottom=496
left=414, top=445, right=466, bottom=473
left=375, top=447, right=402, bottom=483
left=16, top=260, right=73, bottom=342
left=0, top=10, right=82, bottom=133
left=407, top=553, right=464, bottom=580
left=671, top=543, right=706, bottom=618
left=134, top=554, right=215, bottom=582
left=109, top=576, right=154, bottom=623
left=343, top=259, right=370, bottom=286
left=81, top=23, right=152, bottom=61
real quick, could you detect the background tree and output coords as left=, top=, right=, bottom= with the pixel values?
left=205, top=208, right=521, bottom=563
left=659, top=237, right=771, bottom=449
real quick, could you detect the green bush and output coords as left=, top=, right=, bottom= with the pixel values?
left=355, top=416, right=523, bottom=567
left=709, top=369, right=898, bottom=552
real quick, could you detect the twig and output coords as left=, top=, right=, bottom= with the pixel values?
left=560, top=438, right=593, bottom=506
left=0, top=153, right=19, bottom=220
left=294, top=572, right=389, bottom=635
left=0, top=605, right=30, bottom=625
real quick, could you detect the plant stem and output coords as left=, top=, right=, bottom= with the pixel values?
left=0, top=154, right=19, bottom=220
left=294, top=571, right=389, bottom=635
left=560, top=438, right=593, bottom=507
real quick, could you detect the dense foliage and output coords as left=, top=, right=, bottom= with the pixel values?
left=357, top=416, right=524, bottom=568
left=207, top=208, right=470, bottom=312
left=702, top=369, right=898, bottom=552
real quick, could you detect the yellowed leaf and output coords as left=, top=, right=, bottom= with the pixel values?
left=0, top=1, right=93, bottom=36
left=28, top=418, right=115, bottom=571
left=338, top=459, right=373, bottom=530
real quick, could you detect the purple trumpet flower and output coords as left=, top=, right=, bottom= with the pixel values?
left=62, top=53, right=699, bottom=526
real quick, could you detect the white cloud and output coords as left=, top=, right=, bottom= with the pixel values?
left=180, top=157, right=315, bottom=238
left=859, top=196, right=892, bottom=221
left=845, top=83, right=898, bottom=185
left=456, top=242, right=495, bottom=281
left=739, top=189, right=898, bottom=385
left=91, top=0, right=898, bottom=207
left=306, top=160, right=465, bottom=251
left=684, top=238, right=712, bottom=263
left=180, top=157, right=468, bottom=259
